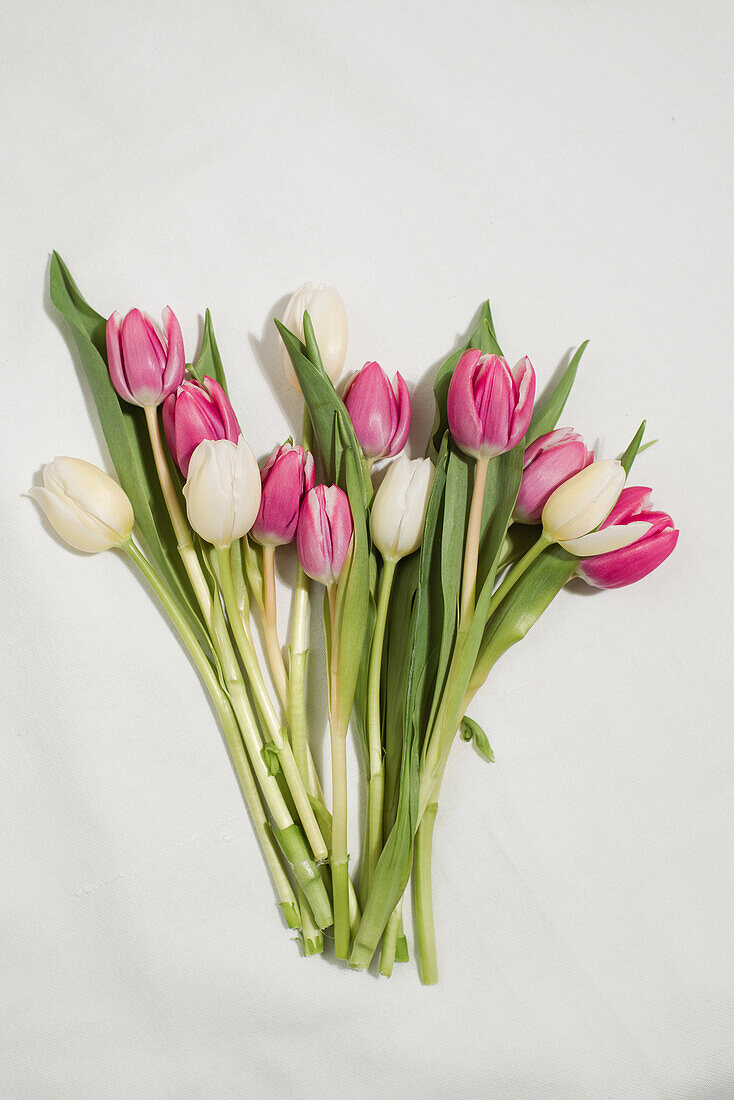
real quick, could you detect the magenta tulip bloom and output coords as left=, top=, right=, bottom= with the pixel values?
left=296, top=485, right=353, bottom=586
left=514, top=428, right=594, bottom=524
left=106, top=308, right=185, bottom=408
left=251, top=443, right=316, bottom=547
left=343, top=361, right=410, bottom=460
left=576, top=486, right=679, bottom=589
left=162, top=376, right=241, bottom=477
left=447, top=350, right=535, bottom=459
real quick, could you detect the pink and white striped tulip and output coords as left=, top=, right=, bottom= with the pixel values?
left=106, top=308, right=185, bottom=407
left=343, top=361, right=411, bottom=460
left=296, top=485, right=353, bottom=586
left=162, top=376, right=241, bottom=477
left=447, top=350, right=535, bottom=459
left=576, top=486, right=678, bottom=588
left=514, top=428, right=594, bottom=524
left=183, top=437, right=261, bottom=548
left=251, top=443, right=316, bottom=547
left=280, top=283, right=348, bottom=389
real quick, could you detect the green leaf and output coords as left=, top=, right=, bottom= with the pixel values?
left=620, top=420, right=646, bottom=476
left=461, top=715, right=494, bottom=763
left=334, top=435, right=371, bottom=739
left=381, top=553, right=420, bottom=835
left=49, top=252, right=206, bottom=637
left=189, top=309, right=229, bottom=393
left=275, top=317, right=371, bottom=504
left=470, top=542, right=577, bottom=694
left=526, top=341, right=588, bottom=445
left=261, top=743, right=282, bottom=776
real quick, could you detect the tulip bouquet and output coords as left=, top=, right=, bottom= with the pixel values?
left=34, top=253, right=678, bottom=983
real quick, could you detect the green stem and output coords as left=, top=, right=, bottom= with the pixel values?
left=485, top=532, right=551, bottom=618
left=327, top=583, right=350, bottom=959
left=143, top=404, right=213, bottom=626
left=379, top=897, right=404, bottom=977
left=361, top=557, right=396, bottom=903
left=261, top=544, right=288, bottom=708
left=120, top=540, right=300, bottom=927
left=414, top=801, right=439, bottom=985
left=459, top=454, right=489, bottom=624
left=216, top=547, right=328, bottom=862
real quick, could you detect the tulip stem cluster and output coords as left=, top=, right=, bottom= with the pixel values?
left=39, top=259, right=678, bottom=983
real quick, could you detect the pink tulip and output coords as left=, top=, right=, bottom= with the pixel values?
left=514, top=428, right=594, bottom=524
left=343, top=361, right=410, bottom=460
left=576, top=486, right=679, bottom=589
left=251, top=443, right=316, bottom=547
left=106, top=308, right=185, bottom=407
left=296, top=485, right=353, bottom=585
left=447, top=350, right=535, bottom=459
left=162, top=376, right=241, bottom=477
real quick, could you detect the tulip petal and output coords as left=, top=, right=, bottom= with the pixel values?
left=600, top=485, right=653, bottom=528
left=508, top=356, right=536, bottom=448
left=106, top=312, right=136, bottom=404
left=161, top=307, right=186, bottom=396
left=577, top=527, right=679, bottom=588
left=204, top=376, right=241, bottom=442
left=475, top=356, right=514, bottom=455
left=559, top=520, right=654, bottom=557
left=388, top=372, right=411, bottom=456
left=447, top=348, right=484, bottom=457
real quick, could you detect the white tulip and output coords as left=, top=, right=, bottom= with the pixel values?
left=280, top=282, right=348, bottom=389
left=370, top=454, right=435, bottom=561
left=183, top=436, right=261, bottom=547
left=541, top=459, right=627, bottom=550
left=29, top=457, right=134, bottom=553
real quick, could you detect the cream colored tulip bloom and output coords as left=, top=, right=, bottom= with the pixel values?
left=542, top=459, right=626, bottom=549
left=370, top=454, right=435, bottom=561
left=183, top=436, right=261, bottom=547
left=280, top=282, right=348, bottom=389
left=30, top=457, right=134, bottom=553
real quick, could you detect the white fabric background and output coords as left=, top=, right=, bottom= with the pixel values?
left=1, top=2, right=732, bottom=1097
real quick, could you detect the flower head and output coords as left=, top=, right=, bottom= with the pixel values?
left=30, top=457, right=134, bottom=553
left=447, top=350, right=535, bottom=459
left=106, top=307, right=185, bottom=407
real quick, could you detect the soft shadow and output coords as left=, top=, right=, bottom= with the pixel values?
left=248, top=293, right=304, bottom=444
left=565, top=577, right=603, bottom=598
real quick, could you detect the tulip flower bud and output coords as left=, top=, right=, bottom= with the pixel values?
left=514, top=428, right=594, bottom=524
left=106, top=308, right=185, bottom=407
left=447, top=349, right=535, bottom=460
left=370, top=455, right=435, bottom=561
left=162, top=376, right=241, bottom=477
left=183, top=437, right=261, bottom=547
left=251, top=443, right=316, bottom=547
left=280, top=283, right=348, bottom=389
left=296, top=485, right=353, bottom=586
left=29, top=457, right=134, bottom=553
left=576, top=486, right=679, bottom=588
left=343, top=361, right=411, bottom=460
left=541, top=459, right=651, bottom=555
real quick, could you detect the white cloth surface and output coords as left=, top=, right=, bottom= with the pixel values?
left=1, top=2, right=732, bottom=1096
